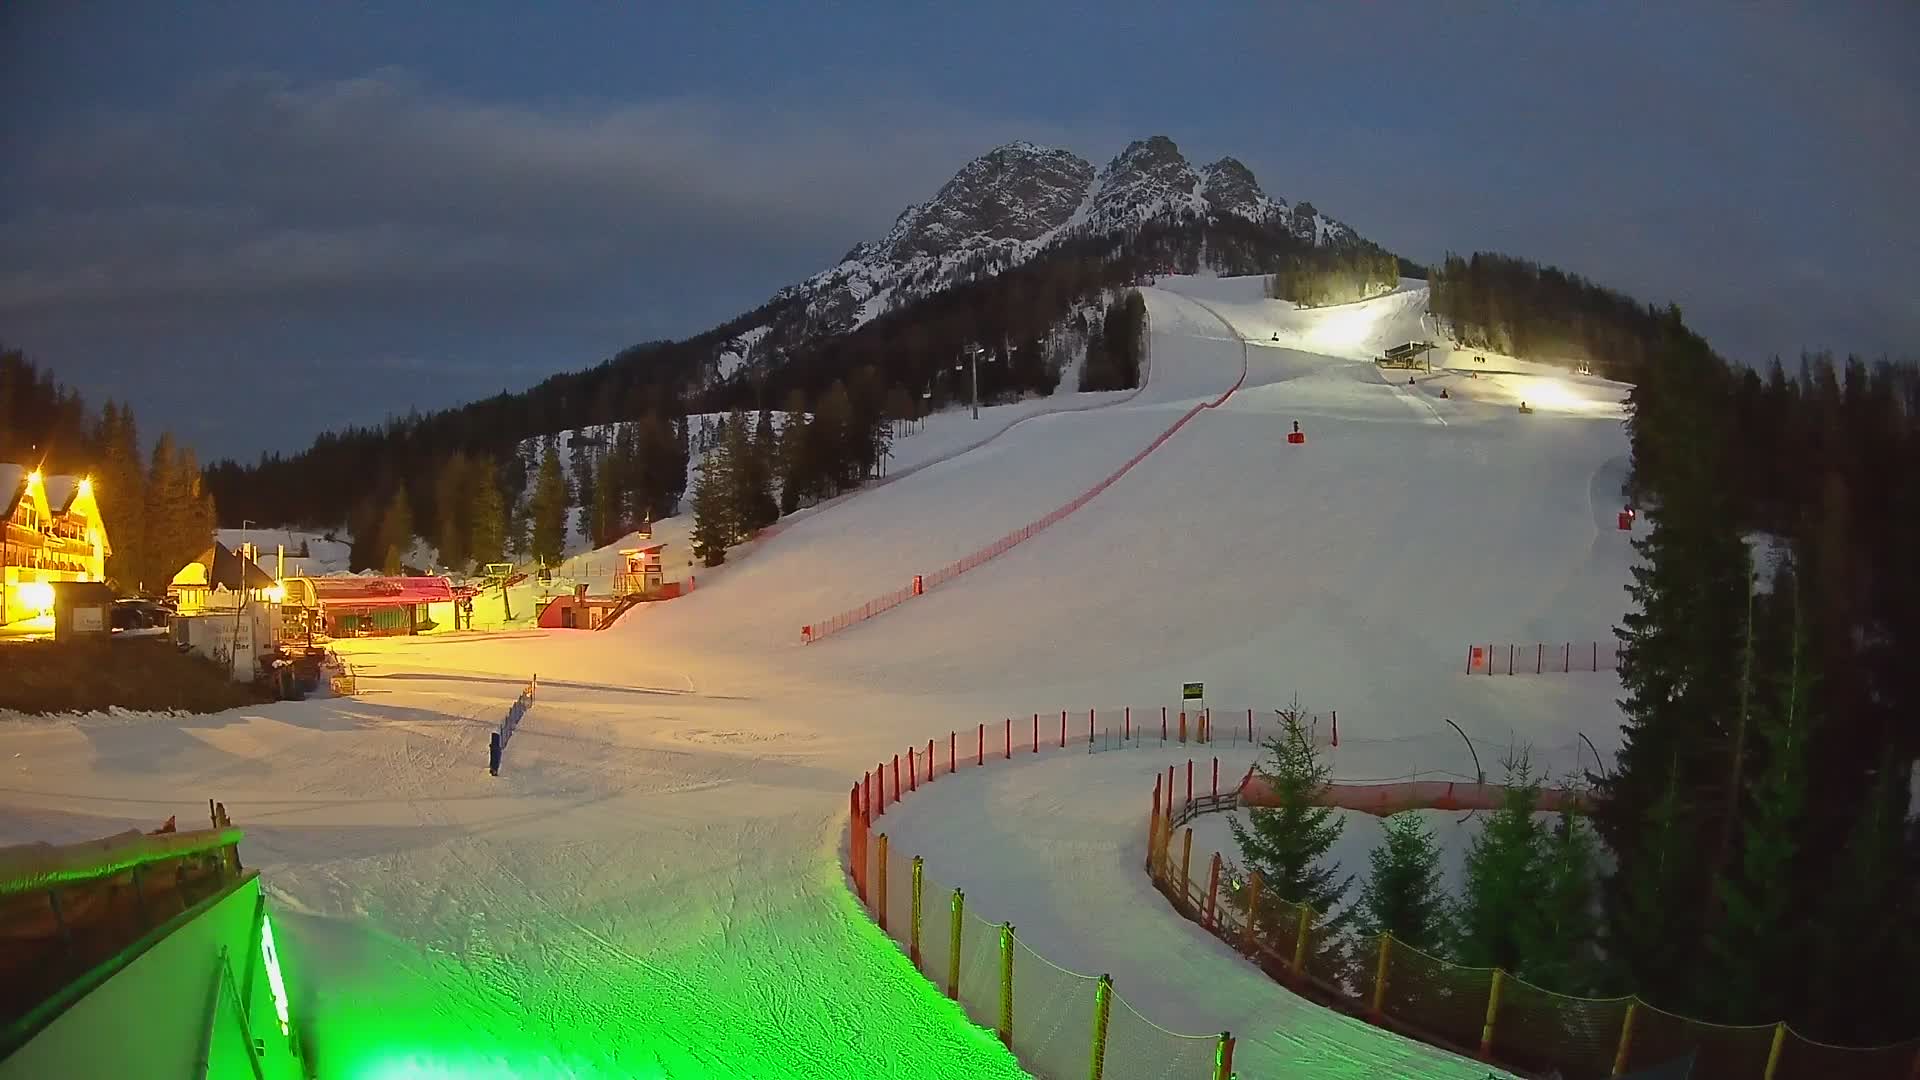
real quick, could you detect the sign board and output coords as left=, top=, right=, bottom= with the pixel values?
left=71, top=606, right=105, bottom=633
left=1182, top=682, right=1204, bottom=701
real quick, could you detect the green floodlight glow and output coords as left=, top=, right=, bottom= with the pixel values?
left=261, top=913, right=292, bottom=1037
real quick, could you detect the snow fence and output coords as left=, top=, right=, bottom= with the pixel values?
left=847, top=714, right=1243, bottom=1080
left=1146, top=769, right=1920, bottom=1080
left=1466, top=640, right=1622, bottom=675
left=803, top=336, right=1247, bottom=646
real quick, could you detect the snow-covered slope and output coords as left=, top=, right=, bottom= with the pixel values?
left=2, top=278, right=1636, bottom=1079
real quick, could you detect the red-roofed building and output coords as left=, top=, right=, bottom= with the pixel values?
left=283, top=574, right=453, bottom=639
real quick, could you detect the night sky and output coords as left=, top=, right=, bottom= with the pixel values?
left=4, top=3, right=1915, bottom=461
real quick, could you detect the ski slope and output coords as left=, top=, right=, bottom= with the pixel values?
left=0, top=277, right=1635, bottom=1079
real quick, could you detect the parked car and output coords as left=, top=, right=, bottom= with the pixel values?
left=111, top=598, right=171, bottom=634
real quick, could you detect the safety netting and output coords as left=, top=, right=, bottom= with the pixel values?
left=1492, top=972, right=1632, bottom=1077
left=1101, top=987, right=1222, bottom=1080
left=954, top=908, right=1004, bottom=1037
left=1767, top=1030, right=1920, bottom=1080
left=1377, top=937, right=1496, bottom=1055
left=915, top=866, right=955, bottom=993
left=1008, top=938, right=1100, bottom=1080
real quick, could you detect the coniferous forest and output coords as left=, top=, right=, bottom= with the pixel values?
left=1265, top=246, right=1402, bottom=307
left=1429, top=251, right=1674, bottom=381
left=1, top=348, right=219, bottom=595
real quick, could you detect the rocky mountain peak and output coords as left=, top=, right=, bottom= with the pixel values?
left=881, top=141, right=1093, bottom=262
left=1198, top=156, right=1279, bottom=220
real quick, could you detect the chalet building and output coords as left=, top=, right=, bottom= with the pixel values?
left=1, top=464, right=110, bottom=626
left=282, top=574, right=453, bottom=640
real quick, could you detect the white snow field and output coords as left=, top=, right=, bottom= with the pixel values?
left=0, top=276, right=1634, bottom=1079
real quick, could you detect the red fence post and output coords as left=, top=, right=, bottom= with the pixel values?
left=1179, top=710, right=1188, bottom=743
left=1162, top=707, right=1168, bottom=741
left=908, top=748, right=917, bottom=791
left=893, top=754, right=901, bottom=801
left=1089, top=708, right=1095, bottom=746
left=1212, top=757, right=1219, bottom=799
left=1125, top=706, right=1131, bottom=741
left=1032, top=713, right=1039, bottom=753
left=1466, top=645, right=1473, bottom=674
left=950, top=731, right=956, bottom=774
left=1165, top=766, right=1175, bottom=821
left=1247, top=708, right=1254, bottom=743
left=1332, top=709, right=1339, bottom=747
left=1004, top=718, right=1011, bottom=760
left=977, top=724, right=984, bottom=766
left=1488, top=643, right=1495, bottom=676
left=876, top=764, right=886, bottom=815
left=1537, top=643, right=1544, bottom=674
left=1565, top=642, right=1571, bottom=673
left=1508, top=644, right=1515, bottom=676
left=927, top=739, right=934, bottom=783
left=1060, top=710, right=1067, bottom=749
left=1186, top=759, right=1194, bottom=808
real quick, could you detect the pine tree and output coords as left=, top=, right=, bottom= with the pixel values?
left=777, top=389, right=813, bottom=514
left=814, top=382, right=855, bottom=494
left=433, top=452, right=471, bottom=569
left=728, top=410, right=777, bottom=534
left=1457, top=753, right=1548, bottom=973
left=1709, top=566, right=1815, bottom=1022
left=1358, top=812, right=1452, bottom=953
left=377, top=483, right=414, bottom=574
left=529, top=442, right=569, bottom=565
left=571, top=439, right=596, bottom=545
left=591, top=447, right=620, bottom=545
left=688, top=449, right=731, bottom=567
left=1228, top=704, right=1351, bottom=919
left=468, top=459, right=507, bottom=567
left=1807, top=758, right=1919, bottom=1043
left=94, top=402, right=147, bottom=593
left=1525, top=800, right=1602, bottom=993
left=143, top=434, right=185, bottom=591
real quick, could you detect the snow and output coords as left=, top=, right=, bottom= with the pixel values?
left=1, top=276, right=1638, bottom=1078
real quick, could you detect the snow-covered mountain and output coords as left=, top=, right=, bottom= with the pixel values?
left=709, top=135, right=1364, bottom=384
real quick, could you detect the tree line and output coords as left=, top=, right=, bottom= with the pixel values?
left=1265, top=246, right=1401, bottom=307
left=1, top=349, right=218, bottom=597
left=1079, top=291, right=1148, bottom=392
left=1429, top=252, right=1672, bottom=381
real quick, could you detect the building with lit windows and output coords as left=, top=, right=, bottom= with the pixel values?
left=0, top=464, right=110, bottom=627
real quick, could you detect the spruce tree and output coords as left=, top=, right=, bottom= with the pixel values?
left=1707, top=565, right=1814, bottom=1022
left=433, top=452, right=471, bottom=569
left=1457, top=753, right=1547, bottom=972
left=572, top=444, right=596, bottom=545
left=1807, top=759, right=1919, bottom=1043
left=777, top=389, right=813, bottom=514
left=727, top=410, right=776, bottom=535
left=1525, top=799, right=1602, bottom=993
left=1228, top=704, right=1350, bottom=919
left=529, top=442, right=569, bottom=566
left=468, top=458, right=507, bottom=567
left=688, top=450, right=731, bottom=567
left=377, top=484, right=413, bottom=574
left=814, top=382, right=855, bottom=495
left=1358, top=812, right=1452, bottom=953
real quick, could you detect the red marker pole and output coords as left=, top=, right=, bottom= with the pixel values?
left=927, top=739, right=934, bottom=782
left=893, top=754, right=901, bottom=802
left=1185, top=759, right=1193, bottom=808
left=1004, top=717, right=1011, bottom=760
left=1060, top=710, right=1067, bottom=749
left=977, top=724, right=984, bottom=766
left=1161, top=707, right=1168, bottom=742
left=1124, top=706, right=1131, bottom=741
left=950, top=732, right=956, bottom=774
left=1212, top=757, right=1219, bottom=799
left=1247, top=708, right=1253, bottom=744
left=908, top=747, right=917, bottom=792
left=876, top=763, right=886, bottom=815
left=1089, top=708, right=1095, bottom=745
left=1032, top=713, right=1038, bottom=753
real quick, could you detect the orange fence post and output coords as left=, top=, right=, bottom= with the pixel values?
left=892, top=754, right=901, bottom=802
left=875, top=833, right=890, bottom=932
left=875, top=764, right=885, bottom=816
left=1213, top=1033, right=1235, bottom=1080
left=1479, top=969, right=1505, bottom=1059
left=997, top=922, right=1015, bottom=1047
left=1179, top=710, right=1188, bottom=743
left=909, top=855, right=924, bottom=968
left=1032, top=713, right=1039, bottom=753
left=1181, top=828, right=1194, bottom=895
left=1146, top=780, right=1163, bottom=873
left=1610, top=999, right=1638, bottom=1076
left=1291, top=905, right=1312, bottom=975
left=949, top=731, right=956, bottom=774
left=1763, top=1023, right=1787, bottom=1080
left=926, top=739, right=934, bottom=782
left=977, top=723, right=984, bottom=766
left=1004, top=717, right=1011, bottom=760
left=1242, top=872, right=1262, bottom=952
left=947, top=889, right=964, bottom=999
left=1371, top=933, right=1391, bottom=1019
left=1186, top=759, right=1193, bottom=808
left=1204, top=852, right=1222, bottom=930
left=1060, top=709, right=1067, bottom=748
left=908, top=747, right=917, bottom=792
left=1088, top=974, right=1114, bottom=1080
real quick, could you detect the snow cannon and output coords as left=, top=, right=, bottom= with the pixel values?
left=1286, top=420, right=1306, bottom=445
left=1618, top=505, right=1636, bottom=531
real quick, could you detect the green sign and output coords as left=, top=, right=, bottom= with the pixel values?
left=1182, top=682, right=1204, bottom=700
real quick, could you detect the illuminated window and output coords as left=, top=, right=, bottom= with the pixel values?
left=260, top=913, right=291, bottom=1037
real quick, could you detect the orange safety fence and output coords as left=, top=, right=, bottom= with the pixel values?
left=1468, top=640, right=1622, bottom=675
left=803, top=342, right=1249, bottom=646
left=847, top=724, right=1237, bottom=1080
left=1146, top=766, right=1920, bottom=1080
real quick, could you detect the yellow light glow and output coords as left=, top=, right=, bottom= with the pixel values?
left=1305, top=304, right=1387, bottom=354
left=26, top=470, right=41, bottom=487
left=265, top=584, right=287, bottom=604
left=1528, top=379, right=1586, bottom=411
left=78, top=477, right=92, bottom=496
left=17, top=581, right=54, bottom=611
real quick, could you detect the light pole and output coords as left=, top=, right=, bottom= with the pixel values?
left=969, top=345, right=982, bottom=420
left=234, top=520, right=255, bottom=680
